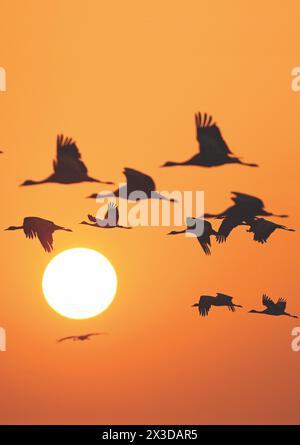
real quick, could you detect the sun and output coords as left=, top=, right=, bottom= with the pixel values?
left=42, top=248, right=117, bottom=319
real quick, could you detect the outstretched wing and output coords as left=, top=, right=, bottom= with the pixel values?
left=23, top=217, right=54, bottom=252
left=262, top=294, right=277, bottom=309
left=216, top=216, right=241, bottom=243
left=195, top=112, right=232, bottom=156
left=105, top=202, right=119, bottom=225
left=57, top=336, right=76, bottom=342
left=231, top=192, right=264, bottom=209
left=250, top=218, right=277, bottom=243
left=216, top=293, right=233, bottom=301
left=86, top=333, right=102, bottom=338
left=198, top=296, right=213, bottom=317
left=88, top=214, right=97, bottom=223
left=123, top=167, right=155, bottom=193
left=215, top=293, right=235, bottom=311
left=197, top=234, right=212, bottom=256
left=54, top=135, right=89, bottom=179
left=276, top=298, right=286, bottom=312
left=203, top=220, right=214, bottom=232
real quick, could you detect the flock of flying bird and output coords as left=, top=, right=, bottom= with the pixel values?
left=2, top=112, right=297, bottom=337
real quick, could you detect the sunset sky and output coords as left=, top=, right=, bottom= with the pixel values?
left=0, top=0, right=299, bottom=424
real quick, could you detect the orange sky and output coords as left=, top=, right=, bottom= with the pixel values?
left=0, top=0, right=299, bottom=424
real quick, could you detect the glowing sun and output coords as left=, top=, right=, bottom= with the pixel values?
left=42, top=248, right=117, bottom=319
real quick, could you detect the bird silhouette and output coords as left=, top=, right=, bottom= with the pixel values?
left=162, top=113, right=258, bottom=168
left=5, top=216, right=72, bottom=252
left=87, top=167, right=176, bottom=201
left=57, top=333, right=105, bottom=342
left=168, top=218, right=217, bottom=255
left=21, top=135, right=113, bottom=186
left=246, top=218, right=295, bottom=244
left=249, top=294, right=298, bottom=318
left=192, top=293, right=243, bottom=317
left=80, top=202, right=132, bottom=229
left=205, top=192, right=289, bottom=243
left=206, top=192, right=288, bottom=219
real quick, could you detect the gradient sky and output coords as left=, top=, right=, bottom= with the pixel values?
left=0, top=0, right=299, bottom=424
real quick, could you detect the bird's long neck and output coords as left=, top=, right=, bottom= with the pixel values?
left=169, top=229, right=187, bottom=235
left=23, top=178, right=51, bottom=185
left=10, top=225, right=23, bottom=230
left=163, top=161, right=186, bottom=167
left=80, top=222, right=97, bottom=227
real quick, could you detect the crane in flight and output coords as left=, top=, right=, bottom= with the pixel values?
left=21, top=134, right=113, bottom=186
left=5, top=216, right=72, bottom=252
left=162, top=113, right=258, bottom=168
left=245, top=218, right=295, bottom=244
left=88, top=167, right=176, bottom=202
left=80, top=203, right=132, bottom=229
left=168, top=218, right=218, bottom=255
left=57, top=333, right=106, bottom=342
left=192, top=293, right=243, bottom=317
left=249, top=295, right=298, bottom=318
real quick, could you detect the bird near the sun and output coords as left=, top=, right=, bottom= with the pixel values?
left=161, top=112, right=258, bottom=168
left=192, top=293, right=243, bottom=317
left=5, top=217, right=72, bottom=252
left=87, top=167, right=176, bottom=201
left=20, top=134, right=114, bottom=186
left=80, top=202, right=132, bottom=229
left=245, top=218, right=295, bottom=244
left=249, top=294, right=298, bottom=318
left=57, top=333, right=106, bottom=342
left=168, top=218, right=217, bottom=255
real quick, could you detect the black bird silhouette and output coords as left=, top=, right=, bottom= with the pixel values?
left=206, top=192, right=288, bottom=219
left=88, top=167, right=176, bottom=201
left=168, top=218, right=217, bottom=255
left=80, top=202, right=132, bottom=229
left=249, top=294, right=298, bottom=318
left=5, top=216, right=72, bottom=252
left=246, top=218, right=295, bottom=244
left=192, top=293, right=243, bottom=317
left=57, top=333, right=105, bottom=342
left=162, top=113, right=258, bottom=168
left=21, top=135, right=113, bottom=186
left=205, top=192, right=289, bottom=243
